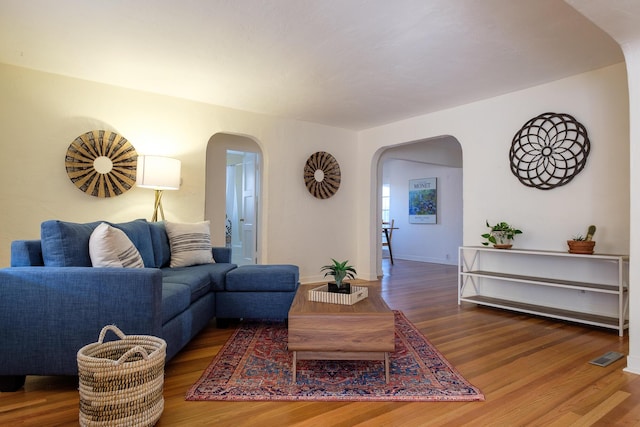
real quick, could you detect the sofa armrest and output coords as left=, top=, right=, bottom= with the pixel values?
left=0, top=267, right=163, bottom=376
left=11, top=240, right=44, bottom=266
left=212, top=246, right=232, bottom=264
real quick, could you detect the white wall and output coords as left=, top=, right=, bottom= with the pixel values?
left=383, top=159, right=462, bottom=265
left=0, top=62, right=629, bottom=288
left=0, top=63, right=358, bottom=284
left=563, top=0, right=640, bottom=375
left=357, top=63, right=629, bottom=281
left=623, top=44, right=640, bottom=373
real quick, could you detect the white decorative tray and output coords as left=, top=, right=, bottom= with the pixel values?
left=308, top=285, right=368, bottom=305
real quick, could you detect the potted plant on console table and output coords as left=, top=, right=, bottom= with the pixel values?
left=567, top=225, right=596, bottom=254
left=321, top=259, right=357, bottom=294
left=481, top=220, right=523, bottom=249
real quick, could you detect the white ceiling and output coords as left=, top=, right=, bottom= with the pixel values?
left=0, top=0, right=624, bottom=130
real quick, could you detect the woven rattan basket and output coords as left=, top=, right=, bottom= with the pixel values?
left=77, top=325, right=166, bottom=427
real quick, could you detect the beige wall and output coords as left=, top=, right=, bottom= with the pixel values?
left=0, top=63, right=358, bottom=282
left=0, top=62, right=630, bottom=286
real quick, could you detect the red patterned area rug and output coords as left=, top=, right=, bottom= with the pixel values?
left=185, top=311, right=484, bottom=402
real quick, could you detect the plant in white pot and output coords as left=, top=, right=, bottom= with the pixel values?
left=481, top=220, right=523, bottom=249
left=321, top=259, right=357, bottom=294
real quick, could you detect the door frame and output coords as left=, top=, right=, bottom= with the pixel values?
left=205, top=133, right=262, bottom=265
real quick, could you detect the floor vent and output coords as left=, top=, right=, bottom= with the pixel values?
left=589, top=351, right=624, bottom=367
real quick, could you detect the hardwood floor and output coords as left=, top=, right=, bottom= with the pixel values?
left=1, top=260, right=637, bottom=426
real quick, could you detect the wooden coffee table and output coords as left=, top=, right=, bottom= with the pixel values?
left=288, top=284, right=395, bottom=383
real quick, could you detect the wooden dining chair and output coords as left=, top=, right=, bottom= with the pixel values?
left=382, top=219, right=396, bottom=264
left=382, top=219, right=394, bottom=248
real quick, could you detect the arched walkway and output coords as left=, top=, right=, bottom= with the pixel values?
left=374, top=136, right=463, bottom=276
left=205, top=133, right=263, bottom=263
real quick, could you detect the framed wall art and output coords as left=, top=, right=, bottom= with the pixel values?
left=409, top=178, right=437, bottom=224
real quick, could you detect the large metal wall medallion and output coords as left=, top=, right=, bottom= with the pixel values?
left=65, top=130, right=138, bottom=197
left=509, top=112, right=590, bottom=190
left=303, top=151, right=341, bottom=199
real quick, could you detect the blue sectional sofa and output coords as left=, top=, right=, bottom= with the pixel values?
left=0, top=219, right=299, bottom=391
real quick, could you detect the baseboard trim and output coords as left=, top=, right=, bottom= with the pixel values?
left=623, top=354, right=640, bottom=375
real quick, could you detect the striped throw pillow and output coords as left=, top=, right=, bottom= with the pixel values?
left=89, top=222, right=145, bottom=268
left=165, top=221, right=214, bottom=268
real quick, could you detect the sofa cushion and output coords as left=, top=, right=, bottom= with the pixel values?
left=162, top=263, right=237, bottom=296
left=162, top=267, right=213, bottom=303
left=199, top=263, right=238, bottom=291
left=148, top=221, right=172, bottom=268
left=41, top=219, right=155, bottom=267
left=165, top=221, right=214, bottom=268
left=89, top=223, right=145, bottom=268
left=41, top=220, right=97, bottom=267
left=161, top=283, right=191, bottom=324
left=225, top=264, right=299, bottom=292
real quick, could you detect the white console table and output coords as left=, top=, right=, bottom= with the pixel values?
left=458, top=246, right=629, bottom=336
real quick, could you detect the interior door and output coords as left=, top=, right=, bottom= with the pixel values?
left=240, top=153, right=257, bottom=264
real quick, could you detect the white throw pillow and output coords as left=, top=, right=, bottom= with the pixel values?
left=165, top=221, right=214, bottom=268
left=89, top=222, right=145, bottom=268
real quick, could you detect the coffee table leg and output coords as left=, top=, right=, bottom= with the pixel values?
left=385, top=352, right=390, bottom=384
left=292, top=351, right=297, bottom=383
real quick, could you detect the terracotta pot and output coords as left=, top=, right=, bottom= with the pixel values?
left=493, top=244, right=513, bottom=249
left=567, top=240, right=595, bottom=254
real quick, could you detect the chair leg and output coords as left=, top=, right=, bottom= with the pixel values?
left=383, top=228, right=394, bottom=264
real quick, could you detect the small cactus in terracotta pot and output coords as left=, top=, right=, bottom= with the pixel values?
left=568, top=225, right=596, bottom=254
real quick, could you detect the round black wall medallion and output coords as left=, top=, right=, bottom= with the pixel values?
left=509, top=112, right=590, bottom=190
left=303, top=151, right=341, bottom=199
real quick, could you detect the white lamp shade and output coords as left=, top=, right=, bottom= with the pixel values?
left=136, top=155, right=181, bottom=190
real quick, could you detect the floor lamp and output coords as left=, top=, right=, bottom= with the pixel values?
left=136, top=155, right=181, bottom=221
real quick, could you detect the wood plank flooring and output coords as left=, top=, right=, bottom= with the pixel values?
left=1, top=260, right=638, bottom=426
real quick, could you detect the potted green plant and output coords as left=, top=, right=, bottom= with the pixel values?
left=481, top=220, right=522, bottom=249
left=321, top=259, right=357, bottom=294
left=568, top=225, right=596, bottom=254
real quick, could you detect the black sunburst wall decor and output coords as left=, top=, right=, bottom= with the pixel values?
left=509, top=112, right=590, bottom=190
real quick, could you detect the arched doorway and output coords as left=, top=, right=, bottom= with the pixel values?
left=206, top=133, right=263, bottom=265
left=375, top=136, right=463, bottom=276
